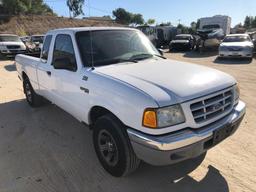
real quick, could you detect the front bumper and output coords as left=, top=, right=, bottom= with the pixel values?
left=127, top=100, right=246, bottom=166
left=171, top=43, right=191, bottom=50
left=219, top=49, right=253, bottom=58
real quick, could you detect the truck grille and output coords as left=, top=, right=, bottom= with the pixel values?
left=7, top=45, right=20, bottom=49
left=190, top=89, right=233, bottom=123
left=228, top=47, right=242, bottom=51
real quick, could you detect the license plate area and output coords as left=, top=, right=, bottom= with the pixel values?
left=212, top=125, right=234, bottom=146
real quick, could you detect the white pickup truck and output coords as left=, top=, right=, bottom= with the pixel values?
left=15, top=27, right=246, bottom=177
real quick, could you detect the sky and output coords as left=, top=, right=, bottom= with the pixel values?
left=44, top=0, right=256, bottom=27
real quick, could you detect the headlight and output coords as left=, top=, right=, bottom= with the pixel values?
left=0, top=45, right=6, bottom=49
left=244, top=46, right=253, bottom=51
left=234, top=84, right=240, bottom=104
left=143, top=104, right=185, bottom=128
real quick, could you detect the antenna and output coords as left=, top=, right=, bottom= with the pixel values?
left=88, top=0, right=94, bottom=70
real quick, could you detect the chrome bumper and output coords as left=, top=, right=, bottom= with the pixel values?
left=127, top=100, right=246, bottom=165
left=219, top=50, right=253, bottom=58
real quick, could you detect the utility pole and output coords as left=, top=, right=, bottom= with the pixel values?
left=178, top=19, right=181, bottom=25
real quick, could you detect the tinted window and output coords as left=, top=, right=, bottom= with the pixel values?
left=41, top=35, right=52, bottom=61
left=202, top=24, right=220, bottom=29
left=223, top=36, right=251, bottom=42
left=53, top=34, right=77, bottom=71
left=175, top=35, right=190, bottom=40
left=32, top=36, right=44, bottom=43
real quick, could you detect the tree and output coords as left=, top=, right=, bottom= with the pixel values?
left=159, top=22, right=171, bottom=26
left=112, top=8, right=132, bottom=25
left=177, top=24, right=189, bottom=34
left=196, top=19, right=200, bottom=29
left=147, top=18, right=155, bottom=25
left=67, top=0, right=85, bottom=18
left=131, top=14, right=144, bottom=26
left=1, top=0, right=54, bottom=15
left=252, top=16, right=256, bottom=28
left=244, top=16, right=252, bottom=29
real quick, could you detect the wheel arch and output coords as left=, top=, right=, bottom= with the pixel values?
left=22, top=71, right=28, bottom=80
left=88, top=106, right=123, bottom=128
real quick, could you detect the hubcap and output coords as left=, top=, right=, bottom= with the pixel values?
left=98, top=130, right=119, bottom=166
left=25, top=82, right=32, bottom=102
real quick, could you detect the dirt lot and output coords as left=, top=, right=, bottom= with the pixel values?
left=0, top=52, right=255, bottom=192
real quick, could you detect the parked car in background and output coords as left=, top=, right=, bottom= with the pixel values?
left=0, top=34, right=26, bottom=57
left=219, top=34, right=254, bottom=59
left=156, top=25, right=177, bottom=48
left=16, top=27, right=245, bottom=177
left=169, top=34, right=196, bottom=51
left=248, top=31, right=256, bottom=52
left=136, top=25, right=158, bottom=47
left=20, top=36, right=30, bottom=43
left=26, top=35, right=44, bottom=55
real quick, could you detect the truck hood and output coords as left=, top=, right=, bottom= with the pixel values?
left=220, top=41, right=254, bottom=47
left=95, top=59, right=236, bottom=106
left=171, top=40, right=190, bottom=44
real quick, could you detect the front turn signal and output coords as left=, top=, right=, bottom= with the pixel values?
left=143, top=109, right=157, bottom=128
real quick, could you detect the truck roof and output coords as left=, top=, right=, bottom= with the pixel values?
left=48, top=27, right=137, bottom=34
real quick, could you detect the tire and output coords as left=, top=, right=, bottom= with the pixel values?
left=93, top=114, right=141, bottom=177
left=23, top=77, right=43, bottom=107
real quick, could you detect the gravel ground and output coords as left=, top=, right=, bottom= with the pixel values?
left=0, top=52, right=255, bottom=192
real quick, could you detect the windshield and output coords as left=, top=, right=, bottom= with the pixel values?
left=31, top=36, right=44, bottom=43
left=175, top=35, right=190, bottom=40
left=0, top=35, right=21, bottom=42
left=223, top=36, right=251, bottom=42
left=76, top=30, right=160, bottom=67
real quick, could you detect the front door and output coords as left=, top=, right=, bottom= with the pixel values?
left=50, top=34, right=88, bottom=121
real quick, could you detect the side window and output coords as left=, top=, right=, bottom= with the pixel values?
left=52, top=34, right=77, bottom=71
left=41, top=35, right=52, bottom=61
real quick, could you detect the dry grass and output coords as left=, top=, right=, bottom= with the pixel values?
left=0, top=15, right=121, bottom=36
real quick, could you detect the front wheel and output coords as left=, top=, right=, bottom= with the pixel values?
left=23, top=77, right=43, bottom=107
left=93, top=114, right=140, bottom=177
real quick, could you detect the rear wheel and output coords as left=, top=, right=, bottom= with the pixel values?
left=93, top=114, right=140, bottom=177
left=23, top=77, right=43, bottom=107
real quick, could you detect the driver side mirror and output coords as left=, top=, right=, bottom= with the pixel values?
left=158, top=48, right=164, bottom=56
left=53, top=57, right=76, bottom=71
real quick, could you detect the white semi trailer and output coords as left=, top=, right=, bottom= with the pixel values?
left=199, top=15, right=231, bottom=35
left=197, top=15, right=231, bottom=48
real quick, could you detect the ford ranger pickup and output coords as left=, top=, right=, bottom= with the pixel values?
left=15, top=27, right=246, bottom=177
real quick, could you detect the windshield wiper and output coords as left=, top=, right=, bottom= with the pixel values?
left=114, top=58, right=138, bottom=64
left=93, top=53, right=165, bottom=67
left=129, top=53, right=153, bottom=61
left=153, top=54, right=166, bottom=59
left=95, top=58, right=138, bottom=66
left=130, top=53, right=166, bottom=60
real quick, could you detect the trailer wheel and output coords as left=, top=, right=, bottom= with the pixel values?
left=93, top=114, right=141, bottom=177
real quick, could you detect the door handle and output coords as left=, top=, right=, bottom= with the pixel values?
left=46, top=71, right=51, bottom=76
